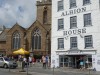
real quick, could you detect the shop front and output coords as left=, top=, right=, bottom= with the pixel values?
left=59, top=55, right=92, bottom=69
left=57, top=50, right=96, bottom=69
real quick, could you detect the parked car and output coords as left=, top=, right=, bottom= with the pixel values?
left=0, top=57, right=18, bottom=69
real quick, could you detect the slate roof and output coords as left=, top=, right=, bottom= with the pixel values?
left=0, top=28, right=10, bottom=41
left=0, top=25, right=6, bottom=31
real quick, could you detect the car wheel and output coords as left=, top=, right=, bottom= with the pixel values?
left=3, top=64, right=8, bottom=69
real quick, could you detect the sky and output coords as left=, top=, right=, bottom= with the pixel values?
left=0, top=0, right=36, bottom=28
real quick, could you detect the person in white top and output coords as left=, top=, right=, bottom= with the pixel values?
left=29, top=56, right=32, bottom=67
left=42, top=55, right=46, bottom=69
left=23, top=57, right=27, bottom=62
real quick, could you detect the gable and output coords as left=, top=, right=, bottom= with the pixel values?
left=7, top=23, right=26, bottom=35
left=27, top=20, right=47, bottom=33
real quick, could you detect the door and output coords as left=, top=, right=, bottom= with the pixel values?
left=0, top=58, right=4, bottom=66
left=59, top=55, right=68, bottom=67
left=68, top=57, right=75, bottom=67
left=75, top=57, right=80, bottom=68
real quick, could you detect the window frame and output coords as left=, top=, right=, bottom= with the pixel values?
left=58, top=18, right=64, bottom=30
left=70, top=0, right=77, bottom=8
left=84, top=35, right=93, bottom=48
left=43, top=10, right=47, bottom=24
left=12, top=31, right=20, bottom=49
left=58, top=0, right=64, bottom=11
left=84, top=13, right=92, bottom=27
left=32, top=28, right=41, bottom=50
left=83, top=0, right=91, bottom=5
left=58, top=38, right=64, bottom=49
left=70, top=37, right=77, bottom=49
left=70, top=16, right=77, bottom=29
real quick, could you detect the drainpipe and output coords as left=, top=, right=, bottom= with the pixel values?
left=45, top=31, right=49, bottom=55
left=99, top=0, right=100, bottom=10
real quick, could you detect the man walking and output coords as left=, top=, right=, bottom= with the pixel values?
left=42, top=55, right=46, bottom=69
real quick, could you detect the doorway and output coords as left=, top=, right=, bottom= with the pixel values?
left=59, top=55, right=68, bottom=67
left=59, top=55, right=87, bottom=68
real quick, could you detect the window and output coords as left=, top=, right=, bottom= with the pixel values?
left=58, top=0, right=63, bottom=11
left=58, top=18, right=64, bottom=30
left=84, top=13, right=92, bottom=27
left=84, top=35, right=93, bottom=48
left=43, top=10, right=47, bottom=24
left=32, top=28, right=41, bottom=50
left=70, top=0, right=76, bottom=8
left=12, top=31, right=20, bottom=49
left=83, top=0, right=90, bottom=5
left=70, top=37, right=77, bottom=49
left=70, top=16, right=77, bottom=29
left=59, top=55, right=68, bottom=67
left=58, top=38, right=64, bottom=49
left=0, top=58, right=3, bottom=61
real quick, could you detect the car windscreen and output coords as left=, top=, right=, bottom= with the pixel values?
left=4, top=58, right=10, bottom=61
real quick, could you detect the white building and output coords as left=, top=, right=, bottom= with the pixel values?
left=51, top=0, right=100, bottom=71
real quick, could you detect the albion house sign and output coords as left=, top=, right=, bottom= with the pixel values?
left=62, top=7, right=87, bottom=36
left=61, top=7, right=86, bottom=16
left=63, top=28, right=86, bottom=36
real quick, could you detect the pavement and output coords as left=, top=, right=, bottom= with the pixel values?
left=1, top=62, right=100, bottom=75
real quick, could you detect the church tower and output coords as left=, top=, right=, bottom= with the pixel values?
left=26, top=0, right=52, bottom=56
left=36, top=0, right=51, bottom=25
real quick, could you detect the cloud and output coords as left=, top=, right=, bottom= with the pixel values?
left=0, top=0, right=36, bottom=28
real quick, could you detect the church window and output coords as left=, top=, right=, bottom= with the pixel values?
left=43, top=10, right=47, bottom=24
left=12, top=31, right=20, bottom=49
left=32, top=28, right=41, bottom=50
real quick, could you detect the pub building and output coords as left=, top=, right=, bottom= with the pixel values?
left=51, top=0, right=100, bottom=71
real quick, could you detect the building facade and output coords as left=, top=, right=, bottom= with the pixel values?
left=51, top=0, right=100, bottom=71
left=0, top=0, right=51, bottom=58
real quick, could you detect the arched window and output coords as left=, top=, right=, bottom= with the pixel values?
left=43, top=10, right=47, bottom=24
left=32, top=28, right=41, bottom=50
left=12, top=31, right=20, bottom=49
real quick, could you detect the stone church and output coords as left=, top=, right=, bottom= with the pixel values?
left=0, top=0, right=51, bottom=58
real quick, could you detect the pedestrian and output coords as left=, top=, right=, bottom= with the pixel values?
left=45, top=55, right=49, bottom=68
left=80, top=60, right=84, bottom=70
left=29, top=56, right=32, bottom=67
left=42, top=55, right=46, bottom=69
left=32, top=57, right=35, bottom=65
left=23, top=56, right=27, bottom=67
